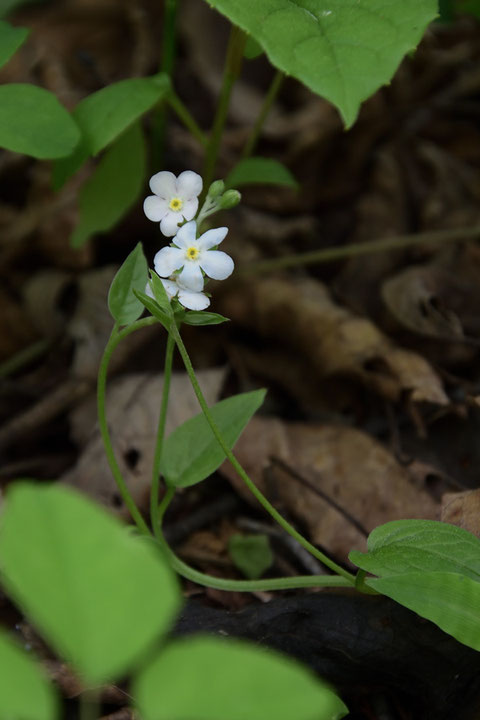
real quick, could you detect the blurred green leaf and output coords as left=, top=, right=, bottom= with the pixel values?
left=134, top=635, right=348, bottom=720
left=161, top=389, right=266, bottom=488
left=226, top=157, right=298, bottom=189
left=0, top=84, right=80, bottom=158
left=244, top=35, right=263, bottom=59
left=70, top=121, right=146, bottom=248
left=229, top=534, right=273, bottom=579
left=0, top=630, right=58, bottom=720
left=0, top=21, right=28, bottom=68
left=0, top=483, right=181, bottom=684
left=108, top=243, right=148, bottom=326
left=54, top=74, right=169, bottom=188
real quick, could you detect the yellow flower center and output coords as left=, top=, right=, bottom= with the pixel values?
left=169, top=197, right=183, bottom=212
left=186, top=246, right=199, bottom=261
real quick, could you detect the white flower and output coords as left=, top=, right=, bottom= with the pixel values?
left=153, top=221, right=234, bottom=292
left=143, top=170, right=203, bottom=237
left=146, top=277, right=210, bottom=311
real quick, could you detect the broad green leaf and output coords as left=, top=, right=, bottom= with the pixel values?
left=226, top=157, right=298, bottom=189
left=207, top=0, right=438, bottom=127
left=160, top=389, right=266, bottom=488
left=0, top=630, right=58, bottom=720
left=54, top=74, right=169, bottom=188
left=0, top=84, right=80, bottom=158
left=134, top=289, right=172, bottom=330
left=183, top=311, right=230, bottom=326
left=367, top=571, right=480, bottom=653
left=70, top=121, right=146, bottom=248
left=229, top=534, right=273, bottom=579
left=0, top=21, right=28, bottom=68
left=134, top=635, right=348, bottom=720
left=349, top=519, right=480, bottom=582
left=108, top=243, right=148, bottom=326
left=0, top=483, right=180, bottom=685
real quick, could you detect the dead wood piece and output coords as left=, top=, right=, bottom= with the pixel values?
left=175, top=592, right=480, bottom=720
left=220, top=276, right=448, bottom=406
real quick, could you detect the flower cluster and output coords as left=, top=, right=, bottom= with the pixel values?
left=144, top=171, right=234, bottom=310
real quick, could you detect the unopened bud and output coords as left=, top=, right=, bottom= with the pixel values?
left=219, top=189, right=241, bottom=209
left=207, top=179, right=225, bottom=198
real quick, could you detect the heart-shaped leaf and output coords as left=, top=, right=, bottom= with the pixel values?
left=208, top=0, right=438, bottom=126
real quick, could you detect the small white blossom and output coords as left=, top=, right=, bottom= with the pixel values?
left=153, top=220, right=234, bottom=292
left=143, top=170, right=202, bottom=237
left=146, top=277, right=210, bottom=311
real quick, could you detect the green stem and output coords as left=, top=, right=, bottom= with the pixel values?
left=239, top=225, right=480, bottom=275
left=151, top=0, right=178, bottom=169
left=157, top=487, right=352, bottom=591
left=97, top=319, right=158, bottom=535
left=150, top=333, right=175, bottom=537
left=242, top=70, right=283, bottom=159
left=0, top=339, right=48, bottom=378
left=201, top=25, right=247, bottom=202
left=167, top=91, right=207, bottom=147
left=169, top=323, right=355, bottom=584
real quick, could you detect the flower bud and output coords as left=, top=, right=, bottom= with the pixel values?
left=219, top=189, right=241, bottom=209
left=207, top=179, right=225, bottom=198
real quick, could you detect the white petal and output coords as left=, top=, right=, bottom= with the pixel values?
left=149, top=171, right=176, bottom=198
left=198, top=226, right=228, bottom=250
left=161, top=279, right=178, bottom=299
left=160, top=212, right=183, bottom=237
left=178, top=289, right=210, bottom=311
left=199, top=250, right=234, bottom=280
left=174, top=220, right=197, bottom=249
left=144, top=196, right=168, bottom=222
left=181, top=197, right=199, bottom=221
left=178, top=261, right=204, bottom=291
left=176, top=170, right=203, bottom=199
left=153, top=246, right=184, bottom=277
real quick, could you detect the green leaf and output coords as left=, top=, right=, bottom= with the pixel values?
left=0, top=630, right=58, bottom=720
left=108, top=243, right=148, bottom=326
left=134, top=289, right=172, bottom=330
left=148, top=271, right=174, bottom=316
left=70, top=121, right=146, bottom=248
left=161, top=389, right=266, bottom=488
left=133, top=635, right=348, bottom=720
left=367, top=572, right=480, bottom=652
left=0, top=84, right=80, bottom=158
left=54, top=74, right=169, bottom=188
left=226, top=157, right=298, bottom=189
left=0, top=483, right=181, bottom=685
left=0, top=21, right=29, bottom=68
left=349, top=519, right=480, bottom=582
left=207, top=0, right=438, bottom=127
left=229, top=534, right=273, bottom=579
left=183, top=311, right=230, bottom=326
